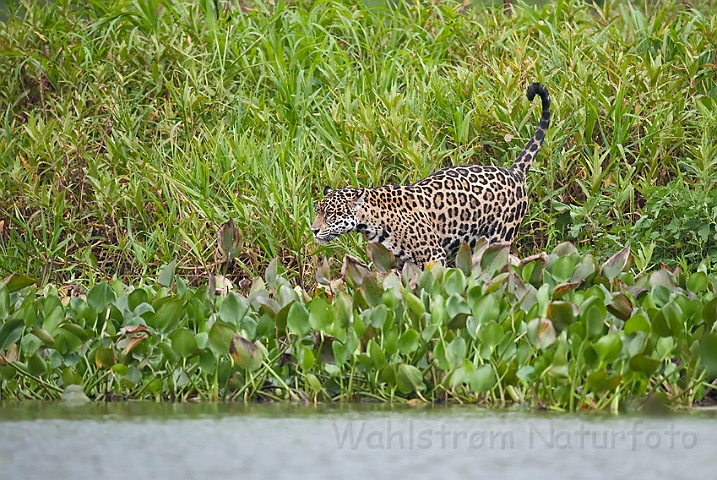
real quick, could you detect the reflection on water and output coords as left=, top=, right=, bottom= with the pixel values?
left=1, top=402, right=716, bottom=480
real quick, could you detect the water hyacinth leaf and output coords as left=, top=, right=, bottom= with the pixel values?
left=480, top=243, right=510, bottom=275
left=516, top=365, right=536, bottom=383
left=27, top=354, right=47, bottom=376
left=584, top=305, right=605, bottom=339
left=446, top=294, right=470, bottom=330
left=700, top=332, right=717, bottom=376
left=599, top=244, right=630, bottom=281
left=479, top=321, right=503, bottom=347
left=527, top=318, right=556, bottom=349
left=396, top=364, right=425, bottom=394
left=551, top=256, right=575, bottom=283
left=287, top=302, right=310, bottom=335
left=367, top=242, right=396, bottom=273
left=218, top=218, right=243, bottom=259
left=547, top=301, right=578, bottom=331
left=87, top=283, right=116, bottom=313
left=342, top=255, right=372, bottom=289
left=332, top=341, right=348, bottom=367
left=30, top=327, right=54, bottom=348
left=593, top=332, right=622, bottom=362
left=3, top=274, right=36, bottom=293
left=446, top=336, right=467, bottom=369
left=398, top=329, right=420, bottom=354
left=687, top=272, right=709, bottom=294
left=170, top=328, right=198, bottom=358
left=152, top=297, right=185, bottom=333
left=230, top=334, right=263, bottom=371
left=624, top=312, right=651, bottom=334
left=368, top=340, right=386, bottom=370
left=607, top=293, right=633, bottom=321
left=703, top=298, right=717, bottom=329
left=403, top=290, right=425, bottom=317
left=94, top=347, right=116, bottom=369
left=552, top=280, right=582, bottom=299
left=157, top=260, right=177, bottom=288
left=443, top=269, right=466, bottom=296
left=0, top=319, right=23, bottom=350
left=662, top=301, right=684, bottom=336
left=455, top=242, right=472, bottom=276
left=629, top=354, right=661, bottom=375
left=42, top=306, right=64, bottom=335
left=571, top=255, right=597, bottom=283
left=309, top=297, right=334, bottom=332
left=208, top=321, right=235, bottom=355
left=470, top=293, right=499, bottom=325
left=519, top=253, right=547, bottom=286
left=431, top=295, right=446, bottom=326
left=361, top=275, right=383, bottom=307
left=649, top=269, right=677, bottom=292
left=219, top=292, right=248, bottom=327
left=552, top=241, right=578, bottom=257
left=433, top=340, right=450, bottom=371
left=469, top=364, right=497, bottom=393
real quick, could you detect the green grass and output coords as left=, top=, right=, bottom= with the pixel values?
left=1, top=0, right=716, bottom=289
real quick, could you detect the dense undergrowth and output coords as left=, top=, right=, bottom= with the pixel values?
left=1, top=240, right=717, bottom=409
left=1, top=0, right=716, bottom=286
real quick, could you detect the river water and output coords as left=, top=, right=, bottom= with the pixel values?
left=0, top=402, right=715, bottom=479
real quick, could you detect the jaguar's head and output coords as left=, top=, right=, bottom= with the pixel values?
left=311, top=186, right=366, bottom=244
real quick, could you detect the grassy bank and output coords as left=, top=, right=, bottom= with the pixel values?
left=1, top=0, right=716, bottom=287
left=1, top=241, right=716, bottom=408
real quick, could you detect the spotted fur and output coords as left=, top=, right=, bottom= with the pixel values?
left=312, top=83, right=550, bottom=268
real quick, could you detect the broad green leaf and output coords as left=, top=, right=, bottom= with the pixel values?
left=593, top=332, right=622, bottom=363
left=479, top=321, right=503, bottom=347
left=27, top=354, right=47, bottom=376
left=152, top=297, right=185, bottom=333
left=208, top=321, right=235, bottom=355
left=607, top=293, right=633, bottom=321
left=309, top=297, right=334, bottom=332
left=687, top=271, right=709, bottom=294
left=87, top=283, right=116, bottom=313
left=402, top=290, right=425, bottom=317
left=368, top=339, right=386, bottom=370
left=332, top=341, right=347, bottom=367
left=551, top=256, right=575, bottom=282
left=0, top=320, right=23, bottom=350
left=3, top=274, right=36, bottom=293
left=629, top=354, right=660, bottom=375
left=547, top=301, right=577, bottom=331
left=700, top=332, right=717, bottom=376
left=219, top=292, right=248, bottom=327
left=170, top=328, right=198, bottom=358
left=470, top=293, right=499, bottom=325
left=600, top=245, right=630, bottom=280
left=624, top=312, right=651, bottom=334
left=469, top=364, right=497, bottom=393
left=230, top=334, right=263, bottom=371
left=287, top=303, right=310, bottom=336
left=397, top=329, right=420, bottom=354
left=446, top=336, right=467, bottom=368
left=396, top=364, right=425, bottom=394
left=94, top=347, right=116, bottom=369
left=368, top=242, right=396, bottom=273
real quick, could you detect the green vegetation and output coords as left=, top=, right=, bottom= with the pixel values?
left=1, top=0, right=717, bottom=407
left=1, top=0, right=716, bottom=287
left=1, top=240, right=717, bottom=409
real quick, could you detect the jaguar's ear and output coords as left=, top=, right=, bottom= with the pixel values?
left=352, top=189, right=367, bottom=208
left=323, top=186, right=332, bottom=196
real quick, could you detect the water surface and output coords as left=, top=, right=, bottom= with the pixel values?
left=1, top=402, right=716, bottom=479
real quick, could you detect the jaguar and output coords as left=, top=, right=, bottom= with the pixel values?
left=311, top=82, right=550, bottom=268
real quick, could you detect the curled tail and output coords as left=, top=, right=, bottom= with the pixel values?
left=510, top=83, right=550, bottom=178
